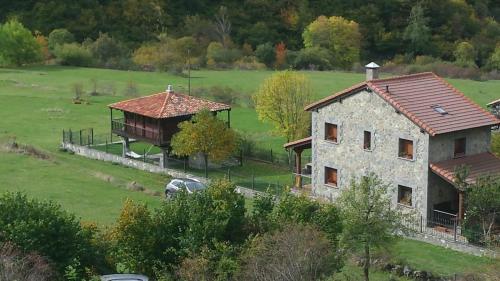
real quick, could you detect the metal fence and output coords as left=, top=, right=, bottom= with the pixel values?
left=403, top=213, right=499, bottom=249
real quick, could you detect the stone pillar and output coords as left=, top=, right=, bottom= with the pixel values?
left=295, top=148, right=303, bottom=188
left=122, top=137, right=130, bottom=157
left=160, top=148, right=169, bottom=169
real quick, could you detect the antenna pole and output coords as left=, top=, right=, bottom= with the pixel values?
left=187, top=48, right=191, bottom=96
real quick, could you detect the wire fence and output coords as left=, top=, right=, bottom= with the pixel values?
left=62, top=128, right=292, bottom=195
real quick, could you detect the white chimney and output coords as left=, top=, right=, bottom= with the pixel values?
left=365, top=62, right=380, bottom=81
left=166, top=84, right=173, bottom=93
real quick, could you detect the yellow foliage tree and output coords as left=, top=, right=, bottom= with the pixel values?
left=171, top=109, right=238, bottom=178
left=303, top=15, right=361, bottom=68
left=253, top=71, right=312, bottom=143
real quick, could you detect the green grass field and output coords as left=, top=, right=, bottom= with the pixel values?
left=0, top=65, right=498, bottom=274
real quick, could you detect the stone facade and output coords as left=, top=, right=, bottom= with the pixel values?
left=311, top=89, right=430, bottom=217
left=428, top=127, right=491, bottom=163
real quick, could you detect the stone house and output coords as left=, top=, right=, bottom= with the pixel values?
left=285, top=63, right=500, bottom=222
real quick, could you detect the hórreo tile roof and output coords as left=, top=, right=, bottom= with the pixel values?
left=305, top=72, right=499, bottom=136
left=109, top=91, right=231, bottom=119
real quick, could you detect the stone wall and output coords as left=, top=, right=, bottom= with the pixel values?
left=428, top=126, right=491, bottom=163
left=61, top=142, right=205, bottom=182
left=311, top=89, right=430, bottom=217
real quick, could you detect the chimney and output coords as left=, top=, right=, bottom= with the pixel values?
left=166, top=84, right=173, bottom=93
left=365, top=62, right=380, bottom=81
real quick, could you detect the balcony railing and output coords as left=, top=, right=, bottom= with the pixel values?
left=111, top=118, right=161, bottom=144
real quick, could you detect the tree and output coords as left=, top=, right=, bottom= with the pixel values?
left=454, top=41, right=477, bottom=67
left=253, top=71, right=312, bottom=142
left=465, top=175, right=500, bottom=246
left=214, top=6, right=232, bottom=48
left=337, top=174, right=405, bottom=281
left=239, top=224, right=342, bottom=281
left=171, top=109, right=238, bottom=178
left=275, top=42, right=287, bottom=69
left=255, top=42, right=275, bottom=67
left=302, top=16, right=361, bottom=68
left=486, top=44, right=500, bottom=70
left=403, top=3, right=431, bottom=56
left=0, top=19, right=42, bottom=66
left=48, top=28, right=75, bottom=53
left=0, top=193, right=100, bottom=275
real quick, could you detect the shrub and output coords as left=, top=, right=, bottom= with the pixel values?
left=293, top=47, right=333, bottom=70
left=0, top=193, right=100, bottom=275
left=54, top=43, right=93, bottom=66
left=233, top=56, right=266, bottom=70
left=0, top=242, right=54, bottom=281
left=255, top=42, right=275, bottom=67
left=88, top=32, right=129, bottom=68
left=492, top=133, right=500, bottom=157
left=48, top=28, right=75, bottom=52
left=0, top=19, right=42, bottom=66
left=486, top=44, right=500, bottom=70
left=206, top=41, right=241, bottom=68
left=239, top=224, right=342, bottom=281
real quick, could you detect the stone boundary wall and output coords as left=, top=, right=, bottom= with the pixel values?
left=407, top=233, right=498, bottom=258
left=61, top=142, right=206, bottom=182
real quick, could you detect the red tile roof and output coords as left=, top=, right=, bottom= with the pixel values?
left=305, top=72, right=500, bottom=136
left=109, top=91, right=231, bottom=119
left=430, top=152, right=500, bottom=185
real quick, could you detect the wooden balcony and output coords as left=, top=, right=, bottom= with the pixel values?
left=111, top=118, right=165, bottom=146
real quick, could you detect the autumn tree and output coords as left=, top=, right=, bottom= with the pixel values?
left=171, top=109, right=238, bottom=178
left=253, top=71, right=312, bottom=143
left=337, top=174, right=405, bottom=281
left=275, top=42, right=287, bottom=69
left=302, top=16, right=361, bottom=69
left=403, top=3, right=431, bottom=56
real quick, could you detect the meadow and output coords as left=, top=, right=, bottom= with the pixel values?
left=0, top=66, right=498, bottom=276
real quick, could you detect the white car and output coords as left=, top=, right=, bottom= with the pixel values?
left=165, top=178, right=207, bottom=198
left=100, top=274, right=148, bottom=281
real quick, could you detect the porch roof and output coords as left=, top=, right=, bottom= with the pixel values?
left=430, top=152, right=500, bottom=185
left=284, top=136, right=312, bottom=151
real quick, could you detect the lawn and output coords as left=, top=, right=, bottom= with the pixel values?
left=0, top=65, right=499, bottom=225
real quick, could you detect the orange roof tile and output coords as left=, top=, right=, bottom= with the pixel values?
left=430, top=152, right=500, bottom=185
left=108, top=91, right=231, bottom=119
left=305, top=72, right=500, bottom=136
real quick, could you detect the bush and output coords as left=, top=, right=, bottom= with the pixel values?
left=492, top=133, right=500, bottom=157
left=233, top=56, right=266, bottom=70
left=0, top=193, right=101, bottom=275
left=486, top=44, right=500, bottom=70
left=0, top=19, right=42, bottom=66
left=293, top=47, right=333, bottom=70
left=239, top=224, right=342, bottom=281
left=87, top=32, right=129, bottom=68
left=48, top=28, right=75, bottom=52
left=54, top=43, right=93, bottom=66
left=0, top=242, right=54, bottom=281
left=255, top=42, right=275, bottom=67
left=206, top=41, right=241, bottom=68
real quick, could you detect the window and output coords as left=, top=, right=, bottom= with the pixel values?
left=398, top=138, right=414, bottom=160
left=363, top=131, right=372, bottom=150
left=454, top=137, right=466, bottom=158
left=324, top=167, right=338, bottom=187
left=398, top=185, right=412, bottom=207
left=325, top=123, right=338, bottom=143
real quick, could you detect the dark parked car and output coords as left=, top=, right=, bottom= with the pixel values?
left=165, top=178, right=207, bottom=198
